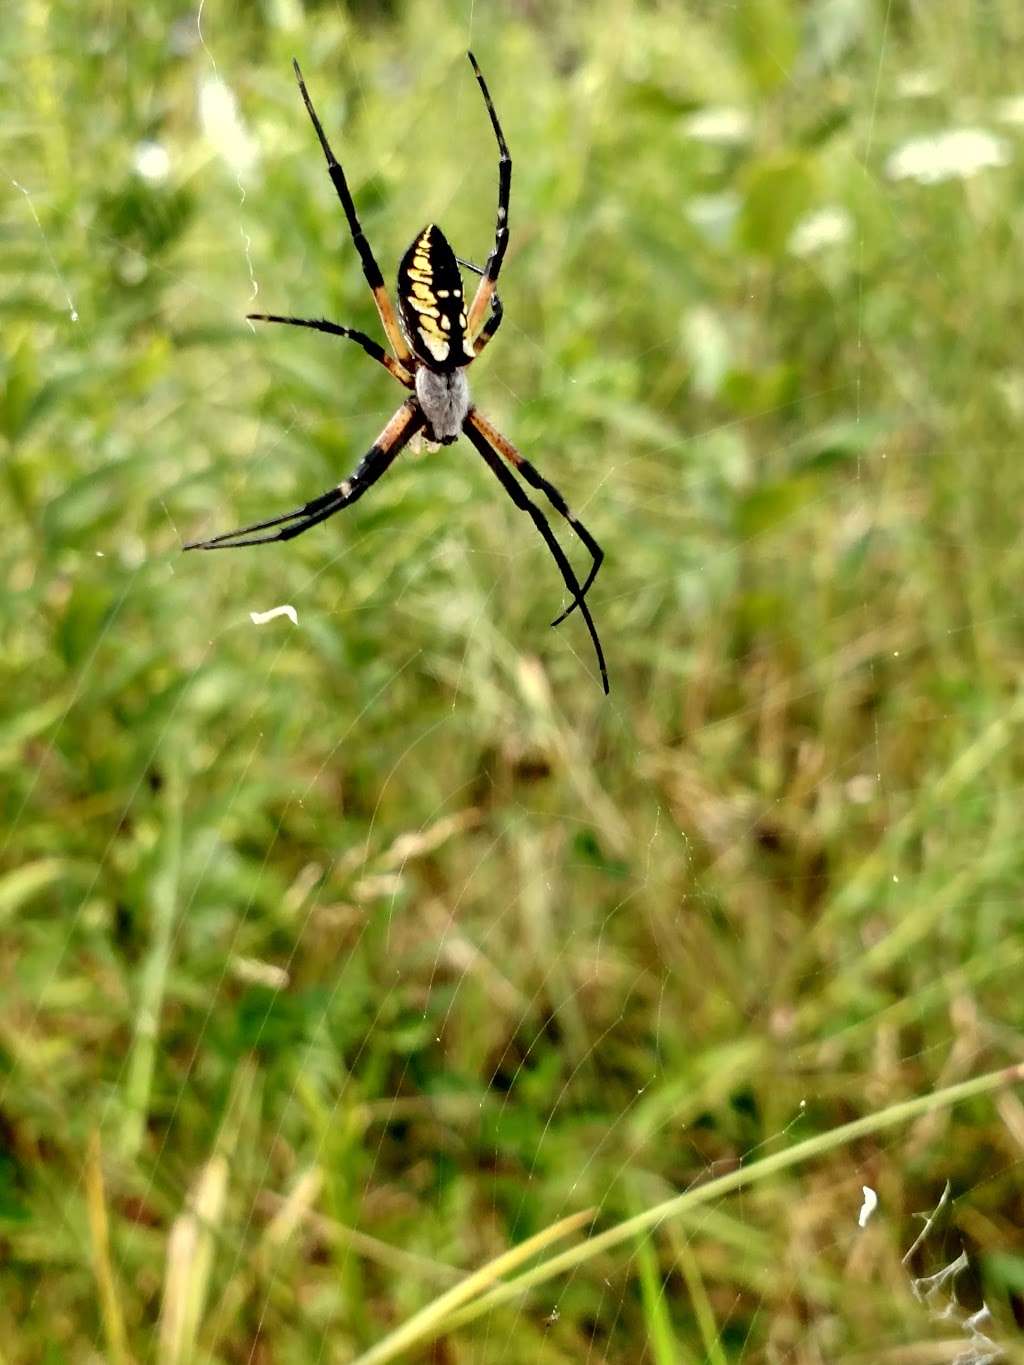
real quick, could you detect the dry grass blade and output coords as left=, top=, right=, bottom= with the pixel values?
left=260, top=1170, right=462, bottom=1287
left=158, top=1062, right=254, bottom=1365
left=902, top=1180, right=952, bottom=1266
left=84, top=1130, right=133, bottom=1365
left=158, top=1152, right=230, bottom=1365
left=350, top=1206, right=595, bottom=1365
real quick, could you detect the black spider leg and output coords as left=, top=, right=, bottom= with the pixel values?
left=247, top=313, right=413, bottom=386
left=463, top=415, right=609, bottom=694
left=291, top=59, right=413, bottom=365
left=469, top=409, right=604, bottom=626
left=466, top=52, right=511, bottom=335
left=184, top=401, right=423, bottom=550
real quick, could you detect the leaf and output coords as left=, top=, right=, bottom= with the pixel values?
left=738, top=152, right=818, bottom=258
left=791, top=416, right=890, bottom=471
left=735, top=475, right=819, bottom=537
left=635, top=1226, right=690, bottom=1365
left=0, top=339, right=39, bottom=443
left=733, top=0, right=799, bottom=92
left=0, top=694, right=72, bottom=755
left=984, top=1252, right=1024, bottom=1294
left=0, top=859, right=67, bottom=925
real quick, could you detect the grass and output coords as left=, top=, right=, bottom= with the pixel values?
left=3, top=0, right=1024, bottom=1359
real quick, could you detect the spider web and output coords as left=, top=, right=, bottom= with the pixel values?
left=2, top=0, right=1023, bottom=1361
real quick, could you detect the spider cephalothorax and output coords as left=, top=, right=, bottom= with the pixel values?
left=184, top=53, right=608, bottom=692
left=414, top=363, right=469, bottom=446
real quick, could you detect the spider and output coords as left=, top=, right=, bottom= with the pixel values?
left=184, top=54, right=608, bottom=693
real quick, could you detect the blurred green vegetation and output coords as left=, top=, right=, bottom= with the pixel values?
left=4, top=0, right=1024, bottom=1358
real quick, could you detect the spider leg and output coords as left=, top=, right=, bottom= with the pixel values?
left=472, top=294, right=503, bottom=358
left=463, top=413, right=609, bottom=694
left=292, top=59, right=414, bottom=367
left=467, top=409, right=603, bottom=626
left=452, top=257, right=503, bottom=356
left=466, top=53, right=511, bottom=336
left=184, top=400, right=422, bottom=550
left=248, top=313, right=414, bottom=386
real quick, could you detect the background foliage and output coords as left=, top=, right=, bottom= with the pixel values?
left=3, top=0, right=1024, bottom=1359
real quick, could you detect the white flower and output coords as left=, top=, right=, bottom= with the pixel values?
left=885, top=127, right=1010, bottom=184
left=682, top=106, right=751, bottom=145
left=133, top=140, right=171, bottom=183
left=683, top=305, right=730, bottom=399
left=995, top=95, right=1024, bottom=127
left=789, top=205, right=852, bottom=255
left=199, top=76, right=260, bottom=177
left=686, top=192, right=739, bottom=244
left=896, top=71, right=939, bottom=99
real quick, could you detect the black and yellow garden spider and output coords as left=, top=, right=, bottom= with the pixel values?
left=184, top=54, right=608, bottom=693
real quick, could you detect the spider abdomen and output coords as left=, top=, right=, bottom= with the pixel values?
left=397, top=224, right=475, bottom=370
left=415, top=366, right=470, bottom=445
